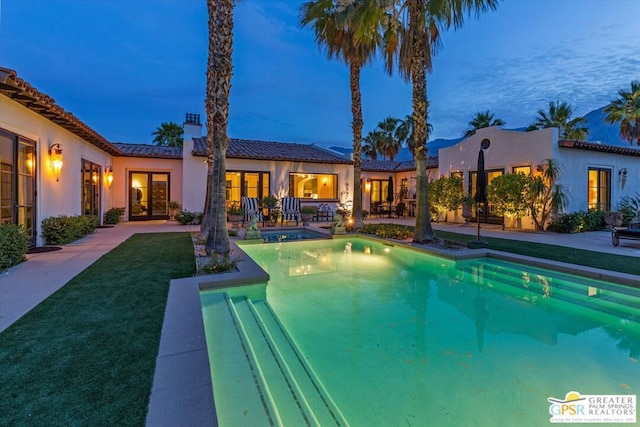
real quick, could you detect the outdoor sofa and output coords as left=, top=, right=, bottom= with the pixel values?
left=612, top=221, right=640, bottom=246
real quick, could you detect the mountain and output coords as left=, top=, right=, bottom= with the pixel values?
left=583, top=107, right=626, bottom=146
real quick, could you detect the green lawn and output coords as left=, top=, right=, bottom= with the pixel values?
left=0, top=233, right=194, bottom=426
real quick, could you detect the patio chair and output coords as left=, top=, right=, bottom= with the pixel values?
left=612, top=221, right=640, bottom=246
left=241, top=196, right=262, bottom=226
left=281, top=196, right=301, bottom=226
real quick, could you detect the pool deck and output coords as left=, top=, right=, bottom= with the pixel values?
left=1, top=218, right=638, bottom=426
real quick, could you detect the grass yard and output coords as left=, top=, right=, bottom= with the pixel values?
left=0, top=233, right=194, bottom=426
left=434, top=229, right=640, bottom=276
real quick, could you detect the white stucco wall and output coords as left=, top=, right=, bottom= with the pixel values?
left=1, top=96, right=114, bottom=245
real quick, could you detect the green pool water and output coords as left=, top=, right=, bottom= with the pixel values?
left=201, top=238, right=639, bottom=426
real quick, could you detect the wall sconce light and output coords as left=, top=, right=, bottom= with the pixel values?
left=322, top=178, right=328, bottom=186
left=619, top=167, right=628, bottom=190
left=49, top=143, right=63, bottom=182
left=105, top=166, right=114, bottom=188
left=365, top=179, right=371, bottom=191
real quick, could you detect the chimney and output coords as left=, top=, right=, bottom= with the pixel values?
left=183, top=113, right=202, bottom=138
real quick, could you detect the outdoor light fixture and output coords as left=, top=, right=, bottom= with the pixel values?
left=105, top=166, right=114, bottom=188
left=49, top=143, right=63, bottom=182
left=365, top=179, right=371, bottom=191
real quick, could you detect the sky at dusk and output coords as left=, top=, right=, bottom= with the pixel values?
left=1, top=0, right=638, bottom=147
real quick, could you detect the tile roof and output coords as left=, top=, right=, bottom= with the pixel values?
left=362, top=157, right=438, bottom=172
left=559, top=140, right=640, bottom=157
left=112, top=143, right=182, bottom=159
left=192, top=137, right=352, bottom=164
left=0, top=67, right=121, bottom=156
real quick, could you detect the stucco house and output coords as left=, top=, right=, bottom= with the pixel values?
left=3, top=66, right=640, bottom=247
left=438, top=126, right=640, bottom=228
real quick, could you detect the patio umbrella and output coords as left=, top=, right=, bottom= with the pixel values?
left=473, top=140, right=489, bottom=244
left=386, top=175, right=394, bottom=203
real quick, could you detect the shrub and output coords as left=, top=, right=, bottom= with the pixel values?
left=199, top=252, right=243, bottom=274
left=104, top=207, right=125, bottom=224
left=175, top=210, right=203, bottom=225
left=618, top=192, right=640, bottom=225
left=0, top=224, right=29, bottom=271
left=360, top=224, right=414, bottom=240
left=301, top=206, right=318, bottom=215
left=41, top=215, right=98, bottom=245
left=547, top=210, right=604, bottom=233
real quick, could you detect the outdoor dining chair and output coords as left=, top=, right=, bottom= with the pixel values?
left=241, top=196, right=262, bottom=226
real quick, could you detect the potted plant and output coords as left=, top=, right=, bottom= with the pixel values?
left=300, top=206, right=317, bottom=225
left=227, top=204, right=244, bottom=229
left=262, top=194, right=279, bottom=226
left=168, top=200, right=182, bottom=220
left=461, top=194, right=475, bottom=224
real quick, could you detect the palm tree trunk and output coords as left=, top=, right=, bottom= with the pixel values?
left=350, top=61, right=364, bottom=229
left=205, top=0, right=233, bottom=256
left=409, top=0, right=436, bottom=243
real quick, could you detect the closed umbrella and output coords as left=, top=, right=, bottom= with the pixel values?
left=473, top=139, right=490, bottom=244
left=386, top=175, right=394, bottom=203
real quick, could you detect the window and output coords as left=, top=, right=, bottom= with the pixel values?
left=226, top=171, right=270, bottom=206
left=512, top=165, right=531, bottom=175
left=370, top=179, right=390, bottom=204
left=469, top=168, right=504, bottom=221
left=288, top=173, right=337, bottom=199
left=82, top=160, right=101, bottom=218
left=588, top=168, right=611, bottom=211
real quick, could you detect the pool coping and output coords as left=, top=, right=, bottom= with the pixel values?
left=146, top=233, right=639, bottom=426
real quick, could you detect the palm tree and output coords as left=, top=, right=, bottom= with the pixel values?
left=604, top=81, right=640, bottom=146
left=151, top=122, right=184, bottom=147
left=464, top=110, right=505, bottom=137
left=203, top=0, right=233, bottom=256
left=300, top=0, right=380, bottom=229
left=395, top=113, right=432, bottom=156
left=380, top=0, right=498, bottom=243
left=529, top=100, right=588, bottom=140
left=376, top=116, right=401, bottom=160
left=363, top=130, right=382, bottom=159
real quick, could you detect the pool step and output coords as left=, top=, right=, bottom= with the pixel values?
left=227, top=295, right=348, bottom=427
left=456, top=261, right=640, bottom=323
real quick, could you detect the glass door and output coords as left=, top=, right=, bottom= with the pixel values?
left=129, top=172, right=169, bottom=220
left=1, top=130, right=37, bottom=246
left=17, top=140, right=36, bottom=245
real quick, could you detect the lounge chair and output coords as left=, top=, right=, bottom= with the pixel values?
left=612, top=222, right=640, bottom=246
left=241, top=196, right=262, bottom=226
left=281, top=197, right=301, bottom=226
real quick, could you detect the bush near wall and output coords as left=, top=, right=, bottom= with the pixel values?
left=547, top=210, right=605, bottom=233
left=0, top=224, right=29, bottom=272
left=175, top=210, right=203, bottom=225
left=104, top=207, right=126, bottom=225
left=41, top=215, right=99, bottom=245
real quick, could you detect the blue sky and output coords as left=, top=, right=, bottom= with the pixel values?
left=1, top=0, right=638, bottom=147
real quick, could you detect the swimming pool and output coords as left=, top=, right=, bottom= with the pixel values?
left=201, top=238, right=639, bottom=426
left=259, top=228, right=330, bottom=243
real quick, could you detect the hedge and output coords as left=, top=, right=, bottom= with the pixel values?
left=0, top=224, right=29, bottom=271
left=41, top=215, right=98, bottom=245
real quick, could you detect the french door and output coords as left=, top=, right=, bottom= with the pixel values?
left=129, top=172, right=169, bottom=220
left=0, top=129, right=36, bottom=246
